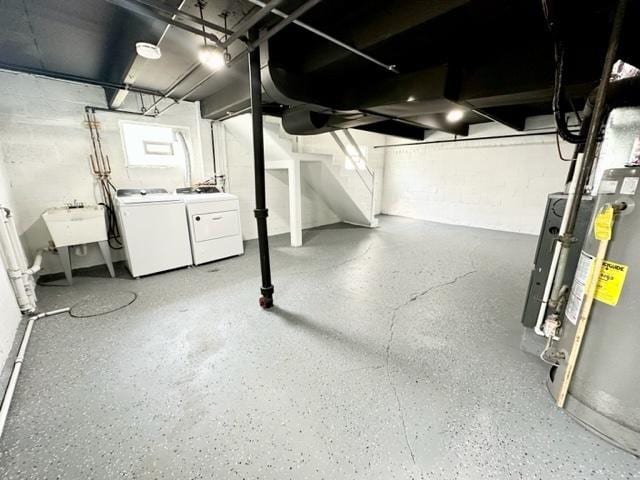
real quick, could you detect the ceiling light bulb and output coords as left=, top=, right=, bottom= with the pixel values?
left=198, top=45, right=226, bottom=70
left=136, top=42, right=162, bottom=60
left=446, top=109, right=465, bottom=123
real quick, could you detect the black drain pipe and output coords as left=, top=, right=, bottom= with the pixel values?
left=248, top=27, right=274, bottom=309
left=558, top=0, right=628, bottom=242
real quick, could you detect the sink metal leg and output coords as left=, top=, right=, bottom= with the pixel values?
left=97, top=241, right=115, bottom=278
left=58, top=246, right=73, bottom=285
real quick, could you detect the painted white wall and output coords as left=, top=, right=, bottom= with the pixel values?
left=222, top=115, right=341, bottom=240
left=382, top=117, right=571, bottom=234
left=0, top=159, right=23, bottom=371
left=0, top=70, right=210, bottom=274
left=0, top=69, right=383, bottom=279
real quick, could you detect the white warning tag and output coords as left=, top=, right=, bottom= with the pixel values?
left=620, top=176, right=639, bottom=196
left=598, top=180, right=618, bottom=194
left=565, top=251, right=594, bottom=325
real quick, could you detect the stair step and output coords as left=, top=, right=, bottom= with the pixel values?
left=265, top=160, right=291, bottom=169
left=294, top=152, right=332, bottom=163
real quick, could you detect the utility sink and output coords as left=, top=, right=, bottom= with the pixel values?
left=43, top=205, right=108, bottom=247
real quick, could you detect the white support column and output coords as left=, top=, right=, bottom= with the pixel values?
left=288, top=158, right=302, bottom=247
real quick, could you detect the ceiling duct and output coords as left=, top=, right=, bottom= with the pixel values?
left=281, top=107, right=334, bottom=135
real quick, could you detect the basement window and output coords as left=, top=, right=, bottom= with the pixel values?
left=120, top=122, right=190, bottom=168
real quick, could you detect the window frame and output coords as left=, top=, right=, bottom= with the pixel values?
left=119, top=120, right=192, bottom=169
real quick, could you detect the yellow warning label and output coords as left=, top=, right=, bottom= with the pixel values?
left=594, top=205, right=614, bottom=241
left=594, top=260, right=628, bottom=306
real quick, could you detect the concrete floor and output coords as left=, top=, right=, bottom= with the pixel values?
left=1, top=216, right=638, bottom=479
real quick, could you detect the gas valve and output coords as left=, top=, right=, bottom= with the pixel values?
left=543, top=314, right=561, bottom=340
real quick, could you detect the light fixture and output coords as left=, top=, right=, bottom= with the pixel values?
left=407, top=95, right=416, bottom=102
left=136, top=42, right=162, bottom=60
left=195, top=1, right=228, bottom=71
left=446, top=109, right=465, bottom=123
left=198, top=45, right=226, bottom=70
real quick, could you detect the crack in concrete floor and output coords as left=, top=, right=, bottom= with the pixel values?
left=285, top=242, right=374, bottom=278
left=384, top=269, right=477, bottom=478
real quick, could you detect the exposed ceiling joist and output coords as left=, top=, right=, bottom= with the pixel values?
left=246, top=0, right=399, bottom=73
left=105, top=0, right=224, bottom=46
left=0, top=62, right=164, bottom=97
left=109, top=0, right=187, bottom=108
left=125, top=0, right=232, bottom=36
left=220, top=0, right=286, bottom=47
left=152, top=0, right=325, bottom=116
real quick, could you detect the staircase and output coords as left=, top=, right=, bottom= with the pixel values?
left=220, top=115, right=378, bottom=246
left=262, top=118, right=378, bottom=229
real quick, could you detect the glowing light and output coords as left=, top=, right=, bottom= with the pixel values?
left=446, top=109, right=465, bottom=123
left=198, top=45, right=226, bottom=70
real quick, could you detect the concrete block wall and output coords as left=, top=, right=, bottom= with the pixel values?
left=0, top=70, right=212, bottom=275
left=382, top=117, right=571, bottom=234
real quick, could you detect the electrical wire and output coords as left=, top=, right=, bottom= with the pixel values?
left=568, top=96, right=583, bottom=124
left=69, top=291, right=138, bottom=318
left=555, top=131, right=572, bottom=161
left=36, top=277, right=70, bottom=287
left=97, top=177, right=123, bottom=250
left=86, top=109, right=122, bottom=250
left=540, top=336, right=560, bottom=367
left=542, top=0, right=589, bottom=145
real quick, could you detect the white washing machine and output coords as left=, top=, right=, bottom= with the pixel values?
left=177, top=189, right=244, bottom=265
left=115, top=189, right=192, bottom=277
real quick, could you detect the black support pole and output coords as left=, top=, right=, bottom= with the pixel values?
left=248, top=27, right=274, bottom=309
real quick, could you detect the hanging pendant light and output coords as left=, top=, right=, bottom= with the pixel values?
left=198, top=45, right=225, bottom=69
left=196, top=0, right=227, bottom=71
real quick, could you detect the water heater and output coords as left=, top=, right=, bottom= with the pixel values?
left=548, top=167, right=640, bottom=455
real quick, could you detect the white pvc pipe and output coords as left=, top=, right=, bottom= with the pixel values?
left=534, top=153, right=586, bottom=335
left=5, top=214, right=37, bottom=306
left=0, top=208, right=34, bottom=312
left=5, top=214, right=27, bottom=271
left=25, top=249, right=44, bottom=276
left=0, top=307, right=70, bottom=438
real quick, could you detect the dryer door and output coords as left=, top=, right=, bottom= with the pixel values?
left=192, top=210, right=240, bottom=242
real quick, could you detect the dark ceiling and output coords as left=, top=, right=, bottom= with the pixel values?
left=0, top=0, right=639, bottom=139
